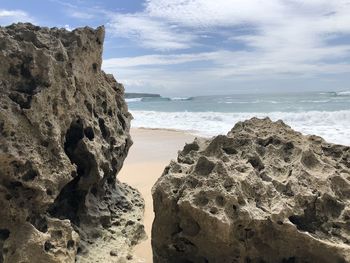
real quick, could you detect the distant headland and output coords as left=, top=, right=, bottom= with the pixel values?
left=125, top=93, right=161, bottom=98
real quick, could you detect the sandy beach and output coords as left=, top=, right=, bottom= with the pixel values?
left=118, top=128, right=196, bottom=262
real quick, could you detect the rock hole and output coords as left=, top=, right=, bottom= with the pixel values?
left=173, top=237, right=197, bottom=253
left=49, top=119, right=95, bottom=225
left=7, top=181, right=22, bottom=190
left=54, top=52, right=64, bottom=61
left=28, top=214, right=48, bottom=233
left=0, top=229, right=10, bottom=263
left=22, top=169, right=38, bottom=181
left=64, top=118, right=84, bottom=158
left=248, top=156, right=265, bottom=171
left=98, top=118, right=110, bottom=139
left=223, top=147, right=237, bottom=155
left=187, top=177, right=199, bottom=188
left=51, top=230, right=63, bottom=239
left=301, top=150, right=319, bottom=169
left=90, top=186, right=98, bottom=196
left=195, top=156, right=215, bottom=176
left=92, top=63, right=98, bottom=72
left=182, top=142, right=200, bottom=155
left=48, top=176, right=85, bottom=225
left=44, top=241, right=54, bottom=252
left=84, top=127, right=94, bottom=141
left=194, top=193, right=209, bottom=206
left=67, top=240, right=75, bottom=249
left=84, top=100, right=93, bottom=113
left=209, top=207, right=218, bottom=214
left=101, top=101, right=107, bottom=113
left=215, top=196, right=225, bottom=207
left=284, top=142, right=294, bottom=152
left=20, top=55, right=33, bottom=79
left=8, top=92, right=32, bottom=109
left=117, top=113, right=126, bottom=130
left=288, top=201, right=321, bottom=233
left=8, top=65, right=18, bottom=76
left=0, top=229, right=10, bottom=240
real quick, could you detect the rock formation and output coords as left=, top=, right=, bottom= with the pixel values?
left=152, top=117, right=350, bottom=263
left=0, top=23, right=144, bottom=263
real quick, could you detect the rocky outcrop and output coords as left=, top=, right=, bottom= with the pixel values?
left=152, top=117, right=350, bottom=263
left=0, top=23, right=144, bottom=263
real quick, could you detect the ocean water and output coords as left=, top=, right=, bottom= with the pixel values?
left=126, top=91, right=350, bottom=145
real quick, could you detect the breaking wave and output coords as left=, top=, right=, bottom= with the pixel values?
left=130, top=110, right=350, bottom=146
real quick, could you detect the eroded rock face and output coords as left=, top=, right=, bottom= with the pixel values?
left=152, top=118, right=350, bottom=263
left=0, top=23, right=144, bottom=263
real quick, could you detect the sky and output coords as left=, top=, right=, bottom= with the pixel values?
left=1, top=0, right=350, bottom=96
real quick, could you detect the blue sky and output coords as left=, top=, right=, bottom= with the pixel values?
left=1, top=0, right=350, bottom=96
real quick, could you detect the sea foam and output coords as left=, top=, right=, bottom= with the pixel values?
left=130, top=110, right=350, bottom=146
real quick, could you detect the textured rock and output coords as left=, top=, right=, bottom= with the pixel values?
left=0, top=23, right=144, bottom=263
left=152, top=117, right=350, bottom=263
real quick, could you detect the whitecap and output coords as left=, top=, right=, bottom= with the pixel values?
left=126, top=98, right=142, bottom=103
left=130, top=110, right=350, bottom=146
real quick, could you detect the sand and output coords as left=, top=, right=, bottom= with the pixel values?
left=118, top=128, right=196, bottom=262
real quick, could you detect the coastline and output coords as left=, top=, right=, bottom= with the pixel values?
left=118, top=128, right=196, bottom=262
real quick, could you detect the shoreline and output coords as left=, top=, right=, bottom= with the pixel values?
left=118, top=128, right=196, bottom=262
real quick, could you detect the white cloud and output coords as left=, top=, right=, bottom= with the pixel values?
left=103, top=0, right=350, bottom=94
left=103, top=52, right=218, bottom=68
left=107, top=14, right=195, bottom=50
left=145, top=0, right=286, bottom=27
left=64, top=24, right=73, bottom=31
left=68, top=10, right=95, bottom=20
left=0, top=9, right=34, bottom=25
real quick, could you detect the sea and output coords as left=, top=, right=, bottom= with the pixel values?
left=126, top=91, right=350, bottom=146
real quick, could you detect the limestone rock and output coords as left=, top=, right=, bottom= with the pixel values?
left=152, top=117, right=350, bottom=263
left=0, top=23, right=144, bottom=263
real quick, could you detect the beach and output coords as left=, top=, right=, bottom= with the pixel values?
left=118, top=128, right=196, bottom=262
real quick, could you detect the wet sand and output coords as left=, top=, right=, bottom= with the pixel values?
left=118, top=128, right=195, bottom=262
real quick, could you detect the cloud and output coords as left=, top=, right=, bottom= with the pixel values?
left=68, top=10, right=95, bottom=20
left=49, top=0, right=99, bottom=21
left=64, top=24, right=73, bottom=31
left=107, top=14, right=195, bottom=50
left=0, top=9, right=34, bottom=25
left=102, top=0, right=350, bottom=94
left=103, top=52, right=217, bottom=68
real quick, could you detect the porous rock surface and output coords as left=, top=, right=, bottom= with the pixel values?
left=0, top=23, right=144, bottom=263
left=152, top=117, right=350, bottom=263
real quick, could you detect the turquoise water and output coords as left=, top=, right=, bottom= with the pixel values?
left=126, top=91, right=350, bottom=145
left=127, top=91, right=350, bottom=112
